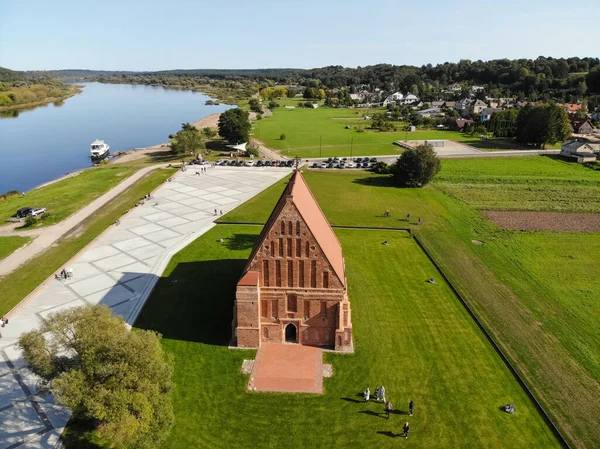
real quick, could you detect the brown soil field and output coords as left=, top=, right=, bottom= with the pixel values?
left=483, top=211, right=600, bottom=232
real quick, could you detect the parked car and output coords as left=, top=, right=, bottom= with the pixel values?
left=264, top=161, right=271, bottom=167
left=30, top=207, right=47, bottom=217
left=320, top=163, right=328, bottom=169
left=333, top=157, right=340, bottom=162
left=370, top=157, right=378, bottom=163
left=362, top=162, right=370, bottom=168
left=244, top=161, right=255, bottom=167
left=346, top=162, right=356, bottom=168
left=237, top=160, right=245, bottom=166
left=16, top=207, right=32, bottom=218
left=327, top=157, right=333, bottom=163
left=256, top=160, right=264, bottom=167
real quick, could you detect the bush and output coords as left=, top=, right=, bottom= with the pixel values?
left=391, top=144, right=441, bottom=187
left=256, top=113, right=262, bottom=120
left=268, top=101, right=280, bottom=109
left=372, top=161, right=391, bottom=174
left=22, top=216, right=36, bottom=227
left=280, top=134, right=286, bottom=140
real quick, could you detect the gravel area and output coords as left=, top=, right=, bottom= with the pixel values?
left=483, top=211, right=600, bottom=232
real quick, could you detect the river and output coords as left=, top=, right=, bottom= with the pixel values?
left=0, top=82, right=233, bottom=193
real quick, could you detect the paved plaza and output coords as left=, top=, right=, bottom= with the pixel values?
left=0, top=166, right=290, bottom=449
left=248, top=344, right=323, bottom=394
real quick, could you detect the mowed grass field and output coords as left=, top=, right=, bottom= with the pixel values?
left=252, top=106, right=479, bottom=158
left=220, top=160, right=600, bottom=448
left=436, top=156, right=600, bottom=212
left=0, top=236, right=30, bottom=261
left=0, top=166, right=135, bottom=228
left=129, top=225, right=558, bottom=449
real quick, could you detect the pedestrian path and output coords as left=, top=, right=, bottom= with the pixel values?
left=0, top=167, right=291, bottom=449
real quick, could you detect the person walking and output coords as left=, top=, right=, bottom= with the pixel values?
left=418, top=217, right=423, bottom=225
left=406, top=213, right=411, bottom=222
left=403, top=422, right=410, bottom=439
left=374, top=386, right=380, bottom=401
left=214, top=209, right=218, bottom=216
left=409, top=400, right=414, bottom=416
left=380, top=385, right=386, bottom=404
left=364, top=388, right=370, bottom=403
left=385, top=401, right=393, bottom=419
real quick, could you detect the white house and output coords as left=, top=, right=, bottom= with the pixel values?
left=560, top=140, right=598, bottom=163
left=449, top=83, right=462, bottom=92
left=417, top=107, right=444, bottom=118
left=383, top=92, right=420, bottom=107
left=481, top=108, right=503, bottom=122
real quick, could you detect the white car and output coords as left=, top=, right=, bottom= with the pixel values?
left=216, top=160, right=228, bottom=166
left=30, top=207, right=47, bottom=216
left=320, top=163, right=328, bottom=169
left=244, top=161, right=256, bottom=167
left=346, top=162, right=356, bottom=168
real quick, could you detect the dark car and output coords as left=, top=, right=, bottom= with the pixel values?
left=311, top=163, right=318, bottom=168
left=16, top=207, right=32, bottom=218
left=362, top=162, right=370, bottom=168
left=286, top=160, right=294, bottom=167
left=237, top=160, right=245, bottom=166
left=370, top=157, right=378, bottom=163
left=327, top=157, right=333, bottom=163
left=264, top=161, right=271, bottom=167
left=256, top=160, right=264, bottom=167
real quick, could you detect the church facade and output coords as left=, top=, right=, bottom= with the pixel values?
left=232, top=170, right=353, bottom=352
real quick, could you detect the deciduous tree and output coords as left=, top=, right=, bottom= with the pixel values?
left=218, top=108, right=251, bottom=144
left=170, top=122, right=204, bottom=157
left=18, top=305, right=174, bottom=449
left=391, top=144, right=441, bottom=187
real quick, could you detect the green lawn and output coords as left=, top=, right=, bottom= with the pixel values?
left=0, top=166, right=136, bottom=228
left=0, top=168, right=176, bottom=316
left=253, top=106, right=480, bottom=158
left=435, top=156, right=600, bottom=212
left=0, top=236, right=30, bottom=261
left=125, top=225, right=558, bottom=449
left=220, top=163, right=600, bottom=448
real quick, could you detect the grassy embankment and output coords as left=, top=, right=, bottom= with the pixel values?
left=0, top=167, right=176, bottom=316
left=221, top=158, right=600, bottom=449
left=0, top=166, right=136, bottom=228
left=104, top=224, right=558, bottom=449
left=0, top=236, right=31, bottom=261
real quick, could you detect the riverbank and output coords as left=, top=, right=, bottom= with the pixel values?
left=0, top=84, right=82, bottom=113
left=112, top=112, right=222, bottom=164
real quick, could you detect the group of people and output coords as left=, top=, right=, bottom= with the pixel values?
left=195, top=166, right=209, bottom=175
left=363, top=386, right=415, bottom=439
left=57, top=267, right=73, bottom=280
left=382, top=211, right=423, bottom=225
left=214, top=209, right=223, bottom=216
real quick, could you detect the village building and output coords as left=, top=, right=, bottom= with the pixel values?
left=560, top=140, right=599, bottom=163
left=232, top=171, right=353, bottom=352
left=570, top=117, right=594, bottom=135
left=481, top=107, right=503, bottom=122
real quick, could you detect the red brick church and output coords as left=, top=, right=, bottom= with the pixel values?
left=232, top=170, right=353, bottom=352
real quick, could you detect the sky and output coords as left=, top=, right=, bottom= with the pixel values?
left=0, top=0, right=597, bottom=71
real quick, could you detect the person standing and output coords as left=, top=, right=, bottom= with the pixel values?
left=409, top=400, right=414, bottom=416
left=418, top=217, right=423, bottom=225
left=364, top=388, right=370, bottom=403
left=385, top=401, right=393, bottom=419
left=214, top=209, right=218, bottom=216
left=380, top=385, right=386, bottom=403
left=403, top=422, right=410, bottom=439
left=406, top=213, right=411, bottom=222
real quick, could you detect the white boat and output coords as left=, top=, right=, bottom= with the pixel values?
left=90, top=139, right=110, bottom=159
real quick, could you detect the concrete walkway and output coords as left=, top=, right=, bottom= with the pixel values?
left=0, top=167, right=290, bottom=449
left=0, top=165, right=168, bottom=277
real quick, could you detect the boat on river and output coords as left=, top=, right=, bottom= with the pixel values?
left=90, top=139, right=110, bottom=160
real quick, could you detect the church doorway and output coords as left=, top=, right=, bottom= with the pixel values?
left=285, top=323, right=297, bottom=343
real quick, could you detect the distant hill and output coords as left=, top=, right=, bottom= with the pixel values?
left=0, top=67, right=27, bottom=83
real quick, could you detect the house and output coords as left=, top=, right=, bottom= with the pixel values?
left=560, top=140, right=598, bottom=163
left=455, top=99, right=471, bottom=111
left=443, top=101, right=456, bottom=109
left=570, top=117, right=594, bottom=134
left=563, top=103, right=585, bottom=114
left=470, top=86, right=485, bottom=93
left=417, top=107, right=445, bottom=118
left=430, top=101, right=445, bottom=108
left=590, top=111, right=600, bottom=121
left=449, top=83, right=462, bottom=92
left=456, top=119, right=474, bottom=131
left=383, top=92, right=420, bottom=107
left=232, top=170, right=354, bottom=352
left=481, top=108, right=503, bottom=122
left=470, top=99, right=488, bottom=115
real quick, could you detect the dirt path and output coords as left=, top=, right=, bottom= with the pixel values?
left=0, top=165, right=168, bottom=277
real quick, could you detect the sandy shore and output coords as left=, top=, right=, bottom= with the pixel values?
left=113, top=112, right=222, bottom=164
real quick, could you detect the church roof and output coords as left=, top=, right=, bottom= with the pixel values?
left=242, top=170, right=345, bottom=286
